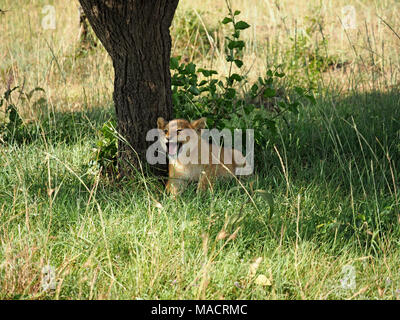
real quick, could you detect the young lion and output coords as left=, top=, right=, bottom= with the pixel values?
left=157, top=117, right=247, bottom=195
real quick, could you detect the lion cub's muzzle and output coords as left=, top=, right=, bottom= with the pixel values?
left=164, top=129, right=196, bottom=157
left=165, top=137, right=184, bottom=157
left=165, top=140, right=183, bottom=157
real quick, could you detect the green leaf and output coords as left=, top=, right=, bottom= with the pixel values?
left=32, top=97, right=47, bottom=108
left=274, top=71, right=285, bottom=78
left=254, top=190, right=274, bottom=218
left=234, top=10, right=241, bottom=16
left=229, top=73, right=242, bottom=82
left=288, top=102, right=300, bottom=114
left=263, top=87, right=276, bottom=98
left=171, top=78, right=184, bottom=86
left=172, top=93, right=179, bottom=106
left=222, top=17, right=232, bottom=24
left=225, top=88, right=236, bottom=99
left=234, top=21, right=250, bottom=30
left=198, top=68, right=218, bottom=77
left=27, top=87, right=45, bottom=100
left=232, top=31, right=240, bottom=39
left=234, top=59, right=243, bottom=68
left=265, top=77, right=273, bottom=85
left=189, top=76, right=198, bottom=86
left=278, top=101, right=287, bottom=109
left=251, top=83, right=259, bottom=96
left=243, top=104, right=255, bottom=114
left=228, top=40, right=245, bottom=50
left=265, top=119, right=277, bottom=135
left=189, top=86, right=200, bottom=96
left=170, top=57, right=179, bottom=70
left=186, top=63, right=196, bottom=74
left=294, top=86, right=305, bottom=96
left=7, top=104, right=22, bottom=126
left=4, top=86, right=19, bottom=101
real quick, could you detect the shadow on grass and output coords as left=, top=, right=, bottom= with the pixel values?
left=2, top=106, right=114, bottom=146
left=3, top=89, right=398, bottom=253
left=249, top=88, right=400, bottom=249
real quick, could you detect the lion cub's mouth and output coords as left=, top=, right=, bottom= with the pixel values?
left=166, top=141, right=183, bottom=157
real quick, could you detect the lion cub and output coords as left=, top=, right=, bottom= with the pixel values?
left=157, top=117, right=247, bottom=195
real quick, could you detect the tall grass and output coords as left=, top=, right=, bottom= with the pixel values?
left=0, top=0, right=399, bottom=299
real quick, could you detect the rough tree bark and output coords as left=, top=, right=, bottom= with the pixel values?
left=78, top=0, right=179, bottom=176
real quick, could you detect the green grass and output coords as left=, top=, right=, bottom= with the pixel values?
left=1, top=87, right=399, bottom=299
left=1, top=0, right=400, bottom=300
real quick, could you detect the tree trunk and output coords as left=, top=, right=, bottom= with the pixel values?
left=78, top=0, right=179, bottom=176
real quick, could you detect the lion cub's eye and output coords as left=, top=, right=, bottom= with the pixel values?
left=164, top=129, right=168, bottom=134
left=176, top=129, right=182, bottom=134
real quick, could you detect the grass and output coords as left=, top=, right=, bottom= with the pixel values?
left=0, top=0, right=400, bottom=299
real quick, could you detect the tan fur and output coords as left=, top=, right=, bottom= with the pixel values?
left=157, top=117, right=246, bottom=195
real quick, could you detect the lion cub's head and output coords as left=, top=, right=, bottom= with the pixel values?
left=157, top=117, right=206, bottom=158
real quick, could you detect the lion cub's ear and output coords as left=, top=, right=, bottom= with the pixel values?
left=191, top=118, right=207, bottom=131
left=157, top=117, right=167, bottom=129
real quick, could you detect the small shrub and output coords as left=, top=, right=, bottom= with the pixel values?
left=170, top=5, right=316, bottom=155
left=0, top=86, right=46, bottom=145
left=89, top=119, right=118, bottom=177
left=283, top=15, right=341, bottom=88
